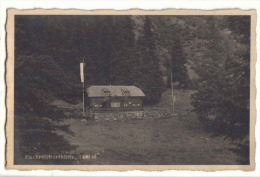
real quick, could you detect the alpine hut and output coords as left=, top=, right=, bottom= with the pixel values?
left=86, top=85, right=145, bottom=112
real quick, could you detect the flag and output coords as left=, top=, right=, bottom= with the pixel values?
left=80, top=62, right=85, bottom=82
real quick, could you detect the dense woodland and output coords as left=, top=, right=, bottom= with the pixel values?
left=14, top=15, right=250, bottom=163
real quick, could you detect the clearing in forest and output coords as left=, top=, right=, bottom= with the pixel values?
left=57, top=89, right=241, bottom=165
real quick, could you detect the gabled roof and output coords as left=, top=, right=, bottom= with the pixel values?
left=87, top=85, right=145, bottom=97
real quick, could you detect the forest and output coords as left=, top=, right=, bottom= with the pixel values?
left=14, top=15, right=250, bottom=164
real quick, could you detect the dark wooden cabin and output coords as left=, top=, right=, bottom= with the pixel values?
left=86, top=86, right=145, bottom=112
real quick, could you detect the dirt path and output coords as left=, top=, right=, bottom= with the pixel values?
left=56, top=89, right=241, bottom=165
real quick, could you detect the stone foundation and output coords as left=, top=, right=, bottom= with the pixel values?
left=90, top=109, right=174, bottom=121
left=91, top=111, right=143, bottom=121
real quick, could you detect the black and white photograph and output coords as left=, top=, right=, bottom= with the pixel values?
left=5, top=9, right=256, bottom=170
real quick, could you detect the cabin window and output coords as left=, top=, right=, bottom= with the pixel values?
left=121, top=89, right=130, bottom=96
left=132, top=103, right=140, bottom=107
left=111, top=102, right=120, bottom=107
left=102, top=88, right=111, bottom=97
left=94, top=104, right=102, bottom=108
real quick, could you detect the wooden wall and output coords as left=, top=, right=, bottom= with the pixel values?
left=88, top=97, right=143, bottom=112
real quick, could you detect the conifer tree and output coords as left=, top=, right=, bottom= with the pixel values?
left=134, top=16, right=165, bottom=104
left=168, top=36, right=189, bottom=88
left=191, top=16, right=250, bottom=139
left=110, top=16, right=138, bottom=85
left=191, top=17, right=229, bottom=123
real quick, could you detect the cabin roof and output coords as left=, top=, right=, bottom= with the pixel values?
left=87, top=85, right=145, bottom=97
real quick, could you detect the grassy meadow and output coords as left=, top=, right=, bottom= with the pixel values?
left=53, top=89, right=241, bottom=165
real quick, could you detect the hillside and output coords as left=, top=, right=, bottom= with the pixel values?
left=15, top=15, right=239, bottom=109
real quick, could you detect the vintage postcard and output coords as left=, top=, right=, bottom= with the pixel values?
left=5, top=9, right=256, bottom=171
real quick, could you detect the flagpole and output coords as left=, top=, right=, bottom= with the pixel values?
left=171, top=71, right=174, bottom=113
left=82, top=57, right=85, bottom=116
